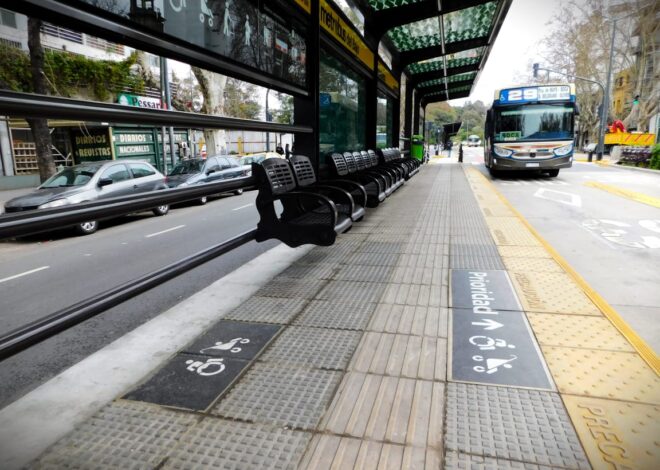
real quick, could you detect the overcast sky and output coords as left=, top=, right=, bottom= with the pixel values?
left=450, top=0, right=559, bottom=107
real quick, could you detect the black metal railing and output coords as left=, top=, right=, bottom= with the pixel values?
left=0, top=229, right=258, bottom=360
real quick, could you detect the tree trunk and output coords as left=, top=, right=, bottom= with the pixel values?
left=191, top=66, right=227, bottom=155
left=27, top=17, right=56, bottom=182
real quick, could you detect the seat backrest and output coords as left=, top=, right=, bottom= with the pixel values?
left=353, top=151, right=366, bottom=171
left=256, top=158, right=296, bottom=196
left=393, top=148, right=401, bottom=159
left=368, top=149, right=379, bottom=166
left=330, top=153, right=349, bottom=176
left=360, top=151, right=372, bottom=168
left=288, top=155, right=317, bottom=188
left=343, top=152, right=358, bottom=173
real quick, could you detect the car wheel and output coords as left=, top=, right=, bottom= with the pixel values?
left=198, top=196, right=208, bottom=205
left=75, top=220, right=98, bottom=235
left=234, top=188, right=243, bottom=195
left=547, top=169, right=559, bottom=177
left=152, top=205, right=169, bottom=216
left=488, top=167, right=499, bottom=178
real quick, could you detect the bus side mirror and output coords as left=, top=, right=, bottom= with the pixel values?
left=574, top=103, right=580, bottom=116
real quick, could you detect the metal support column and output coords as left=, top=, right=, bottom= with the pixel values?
left=403, top=77, right=413, bottom=151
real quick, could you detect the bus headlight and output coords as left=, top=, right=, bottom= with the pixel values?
left=553, top=143, right=573, bottom=156
left=493, top=145, right=513, bottom=157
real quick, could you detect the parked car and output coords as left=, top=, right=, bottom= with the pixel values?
left=167, top=155, right=248, bottom=205
left=4, top=160, right=169, bottom=235
left=239, top=152, right=284, bottom=176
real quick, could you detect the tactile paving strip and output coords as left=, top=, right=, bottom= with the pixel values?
left=30, top=400, right=197, bottom=469
left=401, top=243, right=449, bottom=256
left=510, top=272, right=601, bottom=315
left=162, top=418, right=311, bottom=470
left=320, top=372, right=444, bottom=447
left=396, top=253, right=448, bottom=269
left=294, top=299, right=376, bottom=330
left=298, top=435, right=441, bottom=469
left=488, top=218, right=541, bottom=246
left=349, top=332, right=446, bottom=381
left=259, top=326, right=361, bottom=370
left=295, top=250, right=336, bottom=265
left=389, top=266, right=447, bottom=286
left=278, top=263, right=339, bottom=280
left=562, top=395, right=660, bottom=470
left=315, top=280, right=387, bottom=304
left=255, top=278, right=326, bottom=299
left=527, top=313, right=634, bottom=351
left=368, top=304, right=448, bottom=338
left=355, top=241, right=404, bottom=254
left=380, top=283, right=442, bottom=307
left=446, top=383, right=590, bottom=469
left=451, top=244, right=502, bottom=258
left=497, top=246, right=552, bottom=258
left=502, top=257, right=563, bottom=273
left=333, top=264, right=395, bottom=283
left=450, top=255, right=505, bottom=270
left=445, top=451, right=542, bottom=469
left=542, top=347, right=660, bottom=404
left=212, top=363, right=341, bottom=430
left=349, top=252, right=401, bottom=266
left=224, top=297, right=308, bottom=324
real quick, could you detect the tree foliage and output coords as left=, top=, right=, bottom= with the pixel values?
left=223, top=78, right=262, bottom=120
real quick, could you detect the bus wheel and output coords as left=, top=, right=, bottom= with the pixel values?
left=547, top=169, right=559, bottom=177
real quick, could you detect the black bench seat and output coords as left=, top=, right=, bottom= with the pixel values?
left=254, top=158, right=351, bottom=247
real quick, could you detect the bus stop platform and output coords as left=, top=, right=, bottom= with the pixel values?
left=1, top=162, right=658, bottom=469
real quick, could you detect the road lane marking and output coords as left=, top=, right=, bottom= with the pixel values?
left=145, top=225, right=186, bottom=238
left=584, top=182, right=660, bottom=208
left=232, top=203, right=254, bottom=211
left=534, top=188, right=582, bottom=206
left=0, top=266, right=50, bottom=284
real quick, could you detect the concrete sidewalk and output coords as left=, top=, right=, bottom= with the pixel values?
left=1, top=162, right=657, bottom=469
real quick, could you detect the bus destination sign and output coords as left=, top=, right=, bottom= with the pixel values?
left=499, top=85, right=572, bottom=104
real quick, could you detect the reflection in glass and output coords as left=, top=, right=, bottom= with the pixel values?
left=495, top=105, right=574, bottom=141
left=377, top=93, right=393, bottom=148
left=319, top=51, right=366, bottom=159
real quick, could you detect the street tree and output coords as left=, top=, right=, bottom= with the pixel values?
left=26, top=18, right=56, bottom=182
left=192, top=67, right=228, bottom=155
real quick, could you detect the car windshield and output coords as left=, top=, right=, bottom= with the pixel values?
left=40, top=165, right=102, bottom=188
left=494, top=104, right=574, bottom=141
left=169, top=160, right=203, bottom=175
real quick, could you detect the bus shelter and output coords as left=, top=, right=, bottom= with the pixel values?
left=1, top=0, right=511, bottom=179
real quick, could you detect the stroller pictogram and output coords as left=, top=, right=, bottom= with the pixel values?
left=200, top=337, right=250, bottom=355
left=469, top=336, right=516, bottom=351
left=472, top=355, right=518, bottom=374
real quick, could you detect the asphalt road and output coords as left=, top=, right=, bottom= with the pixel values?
left=464, top=146, right=660, bottom=353
left=0, top=189, right=278, bottom=407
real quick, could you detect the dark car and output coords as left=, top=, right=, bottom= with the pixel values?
left=4, top=160, right=170, bottom=235
left=166, top=156, right=248, bottom=205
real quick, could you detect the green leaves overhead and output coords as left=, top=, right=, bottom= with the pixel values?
left=367, top=0, right=425, bottom=11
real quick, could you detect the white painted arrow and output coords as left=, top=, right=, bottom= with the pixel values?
left=472, top=319, right=504, bottom=330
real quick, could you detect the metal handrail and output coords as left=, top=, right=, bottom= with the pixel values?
left=0, top=91, right=313, bottom=134
left=0, top=176, right=257, bottom=239
left=0, top=229, right=258, bottom=360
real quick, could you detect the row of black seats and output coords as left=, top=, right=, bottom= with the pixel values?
left=252, top=148, right=421, bottom=248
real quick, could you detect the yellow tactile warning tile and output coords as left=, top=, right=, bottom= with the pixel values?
left=368, top=304, right=448, bottom=338
left=510, top=271, right=601, bottom=316
left=497, top=246, right=553, bottom=259
left=527, top=313, right=635, bottom=352
left=502, top=256, right=564, bottom=273
left=349, top=332, right=446, bottom=381
left=480, top=205, right=516, bottom=217
left=320, top=372, right=444, bottom=447
left=562, top=396, right=660, bottom=470
left=584, top=181, right=660, bottom=209
left=298, top=435, right=441, bottom=470
left=542, top=347, right=660, bottom=404
left=487, top=217, right=541, bottom=246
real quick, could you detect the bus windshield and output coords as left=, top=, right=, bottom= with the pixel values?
left=494, top=104, right=574, bottom=142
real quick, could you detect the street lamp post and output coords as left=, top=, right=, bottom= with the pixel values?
left=265, top=89, right=271, bottom=152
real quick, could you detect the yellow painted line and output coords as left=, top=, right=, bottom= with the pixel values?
left=593, top=160, right=610, bottom=166
left=584, top=181, right=660, bottom=208
left=468, top=168, right=660, bottom=375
